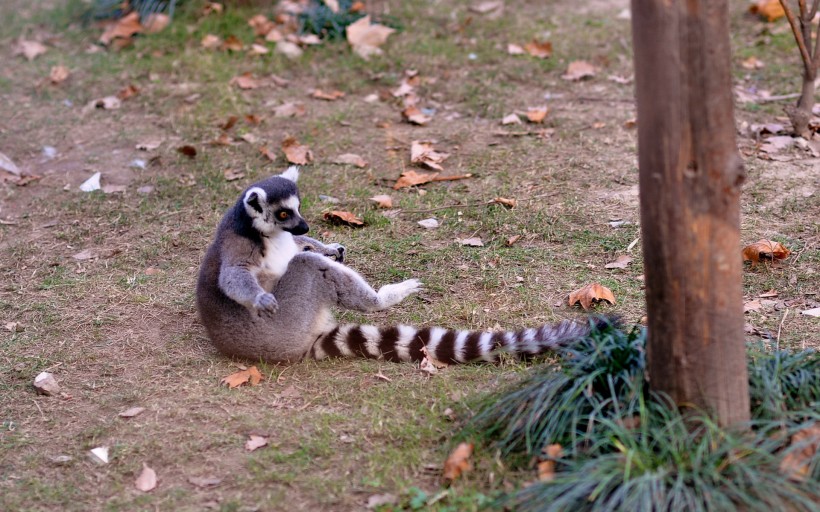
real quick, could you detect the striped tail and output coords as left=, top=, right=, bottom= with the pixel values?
left=308, top=319, right=592, bottom=363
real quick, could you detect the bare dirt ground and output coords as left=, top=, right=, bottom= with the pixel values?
left=0, top=0, right=818, bottom=510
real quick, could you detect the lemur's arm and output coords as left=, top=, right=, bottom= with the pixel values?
left=293, top=235, right=346, bottom=263
left=218, top=262, right=278, bottom=313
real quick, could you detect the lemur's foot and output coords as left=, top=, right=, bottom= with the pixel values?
left=253, top=292, right=279, bottom=316
left=327, top=243, right=345, bottom=263
left=377, top=279, right=422, bottom=308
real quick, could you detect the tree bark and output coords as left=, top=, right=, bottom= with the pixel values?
left=630, top=0, right=750, bottom=426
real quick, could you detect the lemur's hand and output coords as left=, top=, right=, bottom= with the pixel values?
left=327, top=243, right=346, bottom=263
left=253, top=292, right=279, bottom=315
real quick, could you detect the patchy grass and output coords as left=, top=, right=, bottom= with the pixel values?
left=0, top=0, right=818, bottom=510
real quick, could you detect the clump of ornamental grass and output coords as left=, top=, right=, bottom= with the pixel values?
left=464, top=319, right=820, bottom=511
left=294, top=0, right=400, bottom=39
left=86, top=0, right=181, bottom=22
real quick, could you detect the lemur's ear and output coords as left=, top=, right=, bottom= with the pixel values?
left=244, top=187, right=266, bottom=214
left=280, top=166, right=300, bottom=183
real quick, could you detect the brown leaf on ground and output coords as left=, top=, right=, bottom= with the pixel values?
left=117, top=84, right=140, bottom=101
left=176, top=145, right=197, bottom=159
left=220, top=115, right=238, bottom=131
left=421, top=346, right=449, bottom=369
left=394, top=170, right=438, bottom=189
left=506, top=235, right=521, bottom=246
left=281, top=137, right=313, bottom=165
left=220, top=366, right=263, bottom=388
left=143, top=13, right=170, bottom=34
left=741, top=56, right=765, bottom=70
left=230, top=72, right=259, bottom=89
left=470, top=1, right=504, bottom=14
left=49, top=65, right=70, bottom=85
left=568, top=283, right=616, bottom=310
left=99, top=12, right=143, bottom=46
left=605, top=255, right=633, bottom=269
left=537, top=443, right=563, bottom=482
left=248, top=14, right=275, bottom=36
left=244, top=434, right=269, bottom=451
left=346, top=15, right=396, bottom=59
left=15, top=40, right=48, bottom=60
left=526, top=106, right=548, bottom=123
left=272, top=101, right=306, bottom=118
left=524, top=39, right=552, bottom=59
left=492, top=197, right=517, bottom=208
left=311, top=89, right=345, bottom=101
left=402, top=106, right=432, bottom=125
left=744, top=299, right=763, bottom=313
left=507, top=43, right=525, bottom=55
left=188, top=476, right=223, bottom=488
left=409, top=141, right=449, bottom=171
left=259, top=146, right=277, bottom=161
left=749, top=0, right=785, bottom=21
left=562, top=60, right=597, bottom=81
left=370, top=195, right=393, bottom=208
left=742, top=239, right=790, bottom=266
left=222, top=35, right=244, bottom=51
left=442, top=442, right=474, bottom=482
left=779, top=422, right=820, bottom=482
left=332, top=153, right=368, bottom=167
left=210, top=133, right=233, bottom=146
left=323, top=210, right=364, bottom=227
left=135, top=464, right=157, bottom=492
left=244, top=114, right=262, bottom=125
left=248, top=43, right=270, bottom=56
left=201, top=34, right=222, bottom=49
left=202, top=2, right=224, bottom=16
left=501, top=113, right=522, bottom=125
left=223, top=169, right=245, bottom=181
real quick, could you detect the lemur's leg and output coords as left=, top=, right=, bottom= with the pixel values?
left=274, top=252, right=421, bottom=313
left=292, top=235, right=346, bottom=263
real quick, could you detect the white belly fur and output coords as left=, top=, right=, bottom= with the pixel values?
left=260, top=231, right=299, bottom=278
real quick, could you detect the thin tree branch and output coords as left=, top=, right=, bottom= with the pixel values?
left=810, top=0, right=820, bottom=19
left=813, top=11, right=820, bottom=72
left=799, top=0, right=807, bottom=17
left=781, top=0, right=814, bottom=72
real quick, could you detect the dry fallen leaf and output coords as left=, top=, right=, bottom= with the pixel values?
left=568, top=283, right=617, bottom=310
left=311, top=89, right=345, bottom=101
left=220, top=115, right=238, bottom=131
left=443, top=442, right=474, bottom=482
left=506, top=234, right=521, bottom=246
left=222, top=35, right=244, bottom=51
left=507, top=43, right=525, bottom=55
left=526, top=106, right=548, bottom=123
left=223, top=169, right=245, bottom=181
left=248, top=43, right=270, bottom=56
left=749, top=0, right=785, bottom=21
left=470, top=1, right=504, bottom=14
left=323, top=210, right=365, bottom=227
left=370, top=195, right=393, bottom=208
left=49, top=65, right=70, bottom=85
left=176, top=145, right=197, bottom=159
left=272, top=101, right=306, bottom=118
left=741, top=56, right=765, bottom=70
left=248, top=14, right=275, bottom=36
left=281, top=137, right=314, bottom=165
left=92, top=96, right=122, bottom=110
left=201, top=34, right=222, bottom=49
left=393, top=169, right=438, bottom=189
left=230, top=72, right=259, bottom=89
left=801, top=307, right=820, bottom=317
left=220, top=366, right=263, bottom=388
left=117, top=84, right=140, bottom=101
left=537, top=443, right=563, bottom=482
left=779, top=422, right=820, bottom=482
left=89, top=446, right=109, bottom=465
left=188, top=476, right=223, bottom=488
left=210, top=133, right=233, bottom=146
left=332, top=153, right=368, bottom=167
left=492, top=197, right=517, bottom=208
left=366, top=493, right=398, bottom=510
left=276, top=40, right=303, bottom=59
left=744, top=299, right=763, bottom=313
left=202, top=2, right=224, bottom=15
left=409, top=141, right=450, bottom=171
left=245, top=434, right=269, bottom=451
left=346, top=15, right=396, bottom=59
left=524, top=39, right=552, bottom=59
left=99, top=12, right=143, bottom=46
left=15, top=40, right=48, bottom=60
left=562, top=60, right=597, bottom=81
left=605, top=255, right=633, bottom=269
left=421, top=346, right=449, bottom=369
left=418, top=218, right=440, bottom=229
left=402, top=106, right=432, bottom=125
left=135, top=464, right=158, bottom=492
left=143, top=13, right=170, bottom=33
left=742, top=239, right=791, bottom=266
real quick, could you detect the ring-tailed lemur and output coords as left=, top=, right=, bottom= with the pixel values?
left=196, top=167, right=595, bottom=363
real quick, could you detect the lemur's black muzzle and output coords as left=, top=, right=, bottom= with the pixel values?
left=286, top=219, right=309, bottom=236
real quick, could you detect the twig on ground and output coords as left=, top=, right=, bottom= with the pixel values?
left=776, top=308, right=790, bottom=350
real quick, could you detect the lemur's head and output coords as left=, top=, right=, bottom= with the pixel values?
left=242, top=166, right=309, bottom=236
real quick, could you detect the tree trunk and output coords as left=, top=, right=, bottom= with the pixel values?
left=787, top=73, right=815, bottom=138
left=630, top=0, right=750, bottom=426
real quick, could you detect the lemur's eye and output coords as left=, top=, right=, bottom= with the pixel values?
left=277, top=211, right=289, bottom=220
